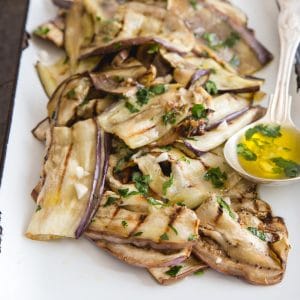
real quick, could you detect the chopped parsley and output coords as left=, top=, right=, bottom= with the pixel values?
left=222, top=32, right=240, bottom=48
left=147, top=44, right=160, bottom=54
left=216, top=196, right=235, bottom=219
left=229, top=54, right=240, bottom=68
left=176, top=201, right=186, bottom=207
left=247, top=227, right=266, bottom=241
left=162, top=110, right=178, bottom=125
left=165, top=265, right=182, bottom=277
left=34, top=27, right=50, bottom=36
left=191, top=103, right=208, bottom=120
left=245, top=124, right=282, bottom=140
left=204, top=80, right=218, bottom=95
left=162, top=174, right=174, bottom=195
left=271, top=157, right=300, bottom=178
left=188, top=234, right=198, bottom=241
left=160, top=233, right=169, bottom=240
left=147, top=197, right=164, bottom=206
left=202, top=32, right=220, bottom=49
left=104, top=196, right=119, bottom=207
left=118, top=188, right=139, bottom=198
left=121, top=220, right=128, bottom=228
left=149, top=84, right=166, bottom=95
left=169, top=224, right=178, bottom=235
left=66, top=89, right=76, bottom=99
left=96, top=16, right=101, bottom=21
left=133, top=231, right=143, bottom=237
left=35, top=205, right=42, bottom=212
left=125, top=101, right=140, bottom=113
left=132, top=172, right=151, bottom=195
left=178, top=156, right=190, bottom=164
left=237, top=143, right=257, bottom=161
left=204, top=167, right=227, bottom=188
left=189, top=0, right=198, bottom=10
left=136, top=85, right=166, bottom=106
left=202, top=31, right=240, bottom=50
left=194, top=270, right=205, bottom=276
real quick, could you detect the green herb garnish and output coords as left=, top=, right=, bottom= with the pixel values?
left=237, top=143, right=257, bottom=161
left=121, top=220, right=128, bottom=228
left=162, top=174, right=174, bottom=195
left=162, top=110, right=177, bottom=125
left=189, top=0, right=197, bottom=10
left=118, top=188, right=139, bottom=198
left=204, top=167, right=227, bottom=188
left=160, top=233, right=169, bottom=240
left=66, top=89, right=76, bottom=99
left=165, top=265, right=182, bottom=277
left=147, top=197, right=164, bottom=206
left=132, top=172, right=151, bottom=195
left=223, top=32, right=240, bottom=48
left=216, top=196, right=235, bottom=219
left=229, top=54, right=240, bottom=68
left=147, top=44, right=160, bottom=54
left=202, top=32, right=219, bottom=49
left=271, top=157, right=300, bottom=178
left=35, top=205, right=42, bottom=212
left=194, top=270, right=205, bottom=276
left=136, top=85, right=166, bottom=106
left=191, top=104, right=207, bottom=120
left=169, top=224, right=178, bottom=235
left=202, top=31, right=240, bottom=49
left=178, top=156, right=190, bottom=164
left=133, top=231, right=143, bottom=237
left=149, top=84, right=166, bottom=95
left=125, top=101, right=140, bottom=113
left=247, top=227, right=266, bottom=241
left=34, top=27, right=50, bottom=36
left=104, top=196, right=119, bottom=207
left=204, top=80, right=218, bottom=95
left=245, top=124, right=282, bottom=140
left=188, top=234, right=198, bottom=241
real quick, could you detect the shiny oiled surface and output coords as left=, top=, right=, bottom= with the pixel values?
left=0, top=1, right=300, bottom=300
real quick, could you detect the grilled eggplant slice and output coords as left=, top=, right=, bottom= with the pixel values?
left=98, top=84, right=205, bottom=148
left=149, top=255, right=207, bottom=285
left=80, top=2, right=195, bottom=57
left=36, top=56, right=100, bottom=98
left=86, top=191, right=199, bottom=250
left=167, top=0, right=273, bottom=74
left=32, top=118, right=50, bottom=143
left=193, top=195, right=290, bottom=285
left=26, top=118, right=110, bottom=240
left=178, top=106, right=265, bottom=155
left=91, top=239, right=192, bottom=268
left=161, top=51, right=263, bottom=94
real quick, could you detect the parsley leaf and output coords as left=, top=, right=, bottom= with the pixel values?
left=216, top=196, right=235, bottom=219
left=189, top=0, right=197, bottom=10
left=202, top=32, right=220, bottom=49
left=118, top=188, right=139, bottom=198
left=35, top=205, right=42, bottom=212
left=160, top=233, right=169, bottom=240
left=223, top=32, right=240, bottom=48
left=162, top=110, right=177, bottom=125
left=125, top=101, right=140, bottom=113
left=149, top=84, right=166, bottom=95
left=104, top=196, right=119, bottom=207
left=147, top=44, right=160, bottom=54
left=202, top=31, right=239, bottom=49
left=245, top=124, right=282, bottom=140
left=194, top=269, right=205, bottom=276
left=204, top=167, right=227, bottom=188
left=165, top=265, right=182, bottom=277
left=271, top=157, right=300, bottom=178
left=147, top=197, right=164, bottom=206
left=229, top=54, right=240, bottom=68
left=133, top=231, right=143, bottom=237
left=237, top=143, right=257, bottom=161
left=34, top=27, right=50, bottom=36
left=204, top=80, right=218, bottom=95
left=191, top=104, right=207, bottom=120
left=188, top=234, right=198, bottom=241
left=169, top=224, right=178, bottom=235
left=132, top=172, right=151, bottom=195
left=162, top=174, right=174, bottom=195
left=66, top=89, right=76, bottom=99
left=247, top=227, right=266, bottom=241
left=136, top=88, right=151, bottom=106
left=121, top=220, right=128, bottom=228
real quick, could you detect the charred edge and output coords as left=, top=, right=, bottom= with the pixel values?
left=183, top=140, right=207, bottom=157
left=52, top=0, right=73, bottom=9
left=217, top=85, right=260, bottom=94
left=31, top=117, right=49, bottom=140
left=187, top=69, right=210, bottom=88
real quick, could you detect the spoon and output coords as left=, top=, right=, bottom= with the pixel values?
left=224, top=0, right=300, bottom=184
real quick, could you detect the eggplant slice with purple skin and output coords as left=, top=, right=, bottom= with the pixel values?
left=167, top=0, right=273, bottom=75
left=85, top=191, right=200, bottom=250
left=193, top=194, right=290, bottom=285
left=149, top=255, right=207, bottom=285
left=90, top=239, right=192, bottom=268
left=26, top=118, right=110, bottom=240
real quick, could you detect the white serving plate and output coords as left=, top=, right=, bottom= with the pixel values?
left=0, top=1, right=299, bottom=299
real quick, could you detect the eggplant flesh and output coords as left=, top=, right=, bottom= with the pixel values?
left=32, top=118, right=50, bottom=143
left=98, top=84, right=204, bottom=149
left=149, top=255, right=207, bottom=285
left=26, top=118, right=110, bottom=240
left=86, top=191, right=199, bottom=250
left=91, top=239, right=192, bottom=268
left=193, top=194, right=289, bottom=285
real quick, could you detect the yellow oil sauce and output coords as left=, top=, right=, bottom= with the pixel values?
left=237, top=125, right=300, bottom=179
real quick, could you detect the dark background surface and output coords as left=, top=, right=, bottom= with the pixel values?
left=0, top=0, right=29, bottom=186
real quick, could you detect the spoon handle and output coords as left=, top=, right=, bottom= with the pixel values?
left=266, top=0, right=300, bottom=124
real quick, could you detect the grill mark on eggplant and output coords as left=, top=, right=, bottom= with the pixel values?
left=129, top=214, right=147, bottom=236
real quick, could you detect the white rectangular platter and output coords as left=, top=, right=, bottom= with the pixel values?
left=0, top=0, right=299, bottom=299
